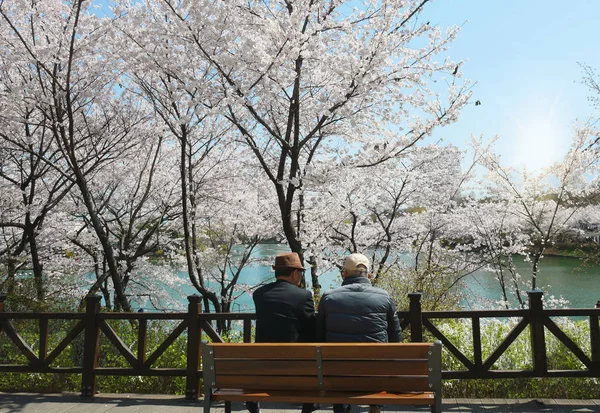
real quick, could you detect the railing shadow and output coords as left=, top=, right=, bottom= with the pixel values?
left=0, top=392, right=201, bottom=413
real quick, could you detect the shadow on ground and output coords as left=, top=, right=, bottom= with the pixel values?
left=0, top=393, right=598, bottom=413
left=0, top=392, right=198, bottom=413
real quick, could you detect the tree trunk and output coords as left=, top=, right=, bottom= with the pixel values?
left=280, top=200, right=306, bottom=286
left=178, top=128, right=221, bottom=312
left=531, top=249, right=543, bottom=290
left=308, top=255, right=320, bottom=294
left=74, top=169, right=131, bottom=312
left=25, top=223, right=44, bottom=301
left=6, top=257, right=16, bottom=296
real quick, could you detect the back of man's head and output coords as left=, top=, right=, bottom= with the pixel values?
left=343, top=253, right=370, bottom=277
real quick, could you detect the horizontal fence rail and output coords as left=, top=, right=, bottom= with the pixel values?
left=1, top=291, right=599, bottom=399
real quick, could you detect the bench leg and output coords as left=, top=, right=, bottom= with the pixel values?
left=203, top=395, right=211, bottom=413
left=225, top=401, right=232, bottom=413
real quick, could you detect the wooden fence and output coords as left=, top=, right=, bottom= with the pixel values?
left=1, top=291, right=599, bottom=399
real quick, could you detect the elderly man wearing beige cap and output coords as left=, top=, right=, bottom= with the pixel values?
left=317, top=253, right=401, bottom=413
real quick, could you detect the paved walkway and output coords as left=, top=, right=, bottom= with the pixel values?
left=0, top=393, right=599, bottom=413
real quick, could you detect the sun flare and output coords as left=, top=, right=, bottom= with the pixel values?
left=511, top=107, right=569, bottom=173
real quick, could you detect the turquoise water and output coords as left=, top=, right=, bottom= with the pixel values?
left=463, top=255, right=600, bottom=309
left=177, top=245, right=600, bottom=311
left=177, top=244, right=342, bottom=312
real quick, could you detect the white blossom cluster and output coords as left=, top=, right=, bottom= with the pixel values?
left=0, top=0, right=598, bottom=312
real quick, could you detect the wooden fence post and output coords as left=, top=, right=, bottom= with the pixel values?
left=81, top=295, right=101, bottom=397
left=528, top=290, right=547, bottom=375
left=591, top=302, right=600, bottom=369
left=185, top=295, right=202, bottom=400
left=0, top=294, right=5, bottom=337
left=243, top=318, right=252, bottom=343
left=408, top=292, right=423, bottom=342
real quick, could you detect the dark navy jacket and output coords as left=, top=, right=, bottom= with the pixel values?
left=316, top=276, right=401, bottom=342
left=253, top=279, right=316, bottom=343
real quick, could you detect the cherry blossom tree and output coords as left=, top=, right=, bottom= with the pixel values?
left=299, top=143, right=485, bottom=309
left=145, top=0, right=472, bottom=291
left=0, top=0, right=511, bottom=315
left=581, top=64, right=600, bottom=112
left=452, top=198, right=530, bottom=308
left=0, top=0, right=156, bottom=310
left=580, top=64, right=600, bottom=152
left=473, top=127, right=600, bottom=292
left=0, top=12, right=81, bottom=301
left=192, top=161, right=280, bottom=329
left=66, top=134, right=182, bottom=310
left=113, top=4, right=281, bottom=318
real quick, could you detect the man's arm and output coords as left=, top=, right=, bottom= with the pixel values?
left=316, top=296, right=327, bottom=342
left=387, top=297, right=402, bottom=342
left=252, top=288, right=262, bottom=343
left=299, top=291, right=316, bottom=342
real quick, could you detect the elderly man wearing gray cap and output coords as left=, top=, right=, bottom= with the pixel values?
left=317, top=253, right=401, bottom=413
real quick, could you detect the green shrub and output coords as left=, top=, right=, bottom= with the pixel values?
left=0, top=317, right=81, bottom=392
left=95, top=319, right=188, bottom=394
left=435, top=317, right=599, bottom=398
left=0, top=314, right=250, bottom=395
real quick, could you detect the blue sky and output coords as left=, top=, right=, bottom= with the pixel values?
left=422, top=0, right=600, bottom=171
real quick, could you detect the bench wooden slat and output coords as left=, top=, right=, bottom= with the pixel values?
left=320, top=345, right=431, bottom=359
left=212, top=389, right=435, bottom=406
left=214, top=359, right=428, bottom=376
left=215, top=375, right=319, bottom=390
left=215, top=360, right=317, bottom=376
left=212, top=344, right=316, bottom=360
left=211, top=343, right=432, bottom=360
left=322, top=360, right=428, bottom=376
left=215, top=375, right=429, bottom=392
left=323, top=376, right=430, bottom=392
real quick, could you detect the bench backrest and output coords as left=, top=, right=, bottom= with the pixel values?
left=202, top=342, right=441, bottom=394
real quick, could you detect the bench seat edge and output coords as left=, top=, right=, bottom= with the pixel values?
left=211, top=389, right=435, bottom=406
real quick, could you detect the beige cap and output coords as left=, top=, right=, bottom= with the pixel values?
left=343, top=253, right=370, bottom=272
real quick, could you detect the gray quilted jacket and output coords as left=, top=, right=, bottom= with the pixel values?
left=317, top=276, right=401, bottom=342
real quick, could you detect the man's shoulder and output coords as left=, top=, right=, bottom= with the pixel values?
left=254, top=281, right=277, bottom=296
left=322, top=283, right=391, bottom=300
left=365, top=284, right=392, bottom=296
left=321, top=284, right=351, bottom=299
left=285, top=282, right=312, bottom=299
left=256, top=280, right=310, bottom=297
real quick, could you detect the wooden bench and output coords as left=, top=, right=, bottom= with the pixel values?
left=202, top=342, right=442, bottom=413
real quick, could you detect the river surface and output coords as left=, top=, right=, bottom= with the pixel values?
left=177, top=244, right=600, bottom=311
left=462, top=255, right=600, bottom=309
